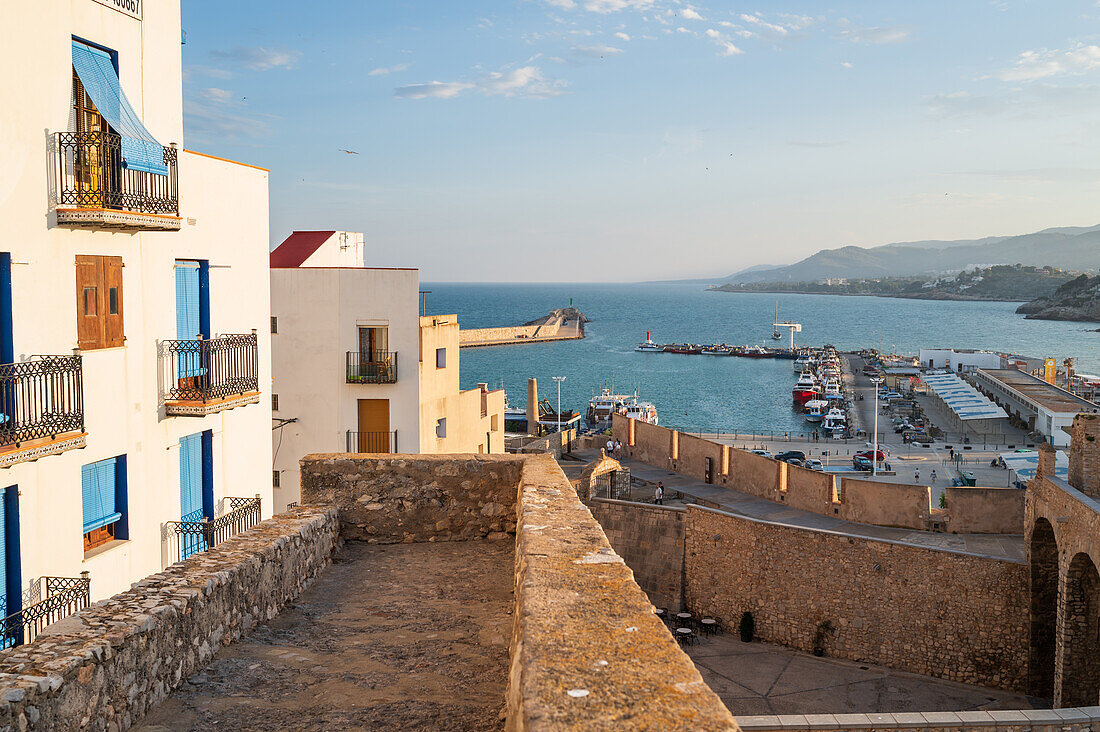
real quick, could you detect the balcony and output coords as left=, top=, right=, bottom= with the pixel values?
left=163, top=497, right=262, bottom=564
left=0, top=355, right=86, bottom=468
left=345, top=430, right=397, bottom=454
left=0, top=573, right=91, bottom=648
left=160, top=334, right=261, bottom=417
left=345, top=351, right=397, bottom=384
left=54, top=131, right=180, bottom=231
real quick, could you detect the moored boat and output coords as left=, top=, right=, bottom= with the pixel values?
left=635, top=331, right=662, bottom=353
left=803, top=399, right=828, bottom=422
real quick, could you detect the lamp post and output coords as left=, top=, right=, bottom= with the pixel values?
left=870, top=375, right=884, bottom=477
left=552, top=376, right=566, bottom=433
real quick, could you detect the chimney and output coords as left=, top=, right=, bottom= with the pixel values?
left=526, top=378, right=539, bottom=436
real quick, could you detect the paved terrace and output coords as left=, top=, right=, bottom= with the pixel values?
left=572, top=449, right=1025, bottom=562
left=138, top=539, right=513, bottom=731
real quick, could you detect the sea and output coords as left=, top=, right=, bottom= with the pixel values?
left=425, top=283, right=1100, bottom=435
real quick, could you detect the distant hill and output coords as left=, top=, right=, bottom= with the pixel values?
left=1016, top=274, right=1100, bottom=322
left=714, top=225, right=1100, bottom=284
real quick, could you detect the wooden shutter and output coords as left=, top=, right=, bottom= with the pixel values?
left=75, top=255, right=103, bottom=349
left=103, top=256, right=125, bottom=347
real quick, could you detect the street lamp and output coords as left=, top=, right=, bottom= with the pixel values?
left=552, top=376, right=566, bottom=433
left=870, top=376, right=884, bottom=477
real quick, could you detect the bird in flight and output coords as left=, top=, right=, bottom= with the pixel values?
left=340, top=149, right=360, bottom=155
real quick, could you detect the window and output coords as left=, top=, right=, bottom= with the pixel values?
left=436, top=347, right=447, bottom=369
left=75, top=255, right=124, bottom=350
left=358, top=326, right=389, bottom=361
left=82, top=456, right=127, bottom=552
left=272, top=394, right=279, bottom=411
left=436, top=418, right=447, bottom=439
left=491, top=414, right=500, bottom=432
left=273, top=470, right=281, bottom=488
left=270, top=316, right=278, bottom=334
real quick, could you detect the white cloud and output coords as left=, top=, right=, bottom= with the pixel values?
left=676, top=26, right=691, bottom=33
left=395, top=66, right=566, bottom=99
left=835, top=20, right=911, bottom=45
left=681, top=7, right=703, bottom=20
left=368, top=63, right=411, bottom=77
left=209, top=46, right=301, bottom=71
left=544, top=0, right=577, bottom=8
left=841, top=61, right=853, bottom=68
left=998, top=45, right=1100, bottom=81
left=393, top=81, right=475, bottom=99
left=552, top=0, right=656, bottom=12
left=704, top=28, right=744, bottom=56
left=719, top=41, right=745, bottom=56
left=615, top=31, right=632, bottom=41
left=572, top=44, right=625, bottom=57
left=184, top=87, right=269, bottom=141
left=740, top=13, right=788, bottom=35
left=198, top=87, right=233, bottom=103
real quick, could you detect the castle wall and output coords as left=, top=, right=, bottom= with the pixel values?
left=589, top=499, right=685, bottom=611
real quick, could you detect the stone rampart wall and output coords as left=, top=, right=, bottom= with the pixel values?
left=0, top=507, right=338, bottom=730
left=518, top=428, right=578, bottom=459
left=735, top=708, right=1100, bottom=731
left=685, top=506, right=1030, bottom=692
left=508, top=454, right=737, bottom=730
left=616, top=415, right=971, bottom=532
left=947, top=487, right=1025, bottom=534
left=588, top=499, right=685, bottom=610
left=459, top=324, right=543, bottom=343
left=300, top=453, right=525, bottom=543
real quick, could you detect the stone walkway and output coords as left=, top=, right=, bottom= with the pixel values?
left=686, top=635, right=1040, bottom=716
left=572, top=449, right=1024, bottom=562
left=138, top=540, right=514, bottom=731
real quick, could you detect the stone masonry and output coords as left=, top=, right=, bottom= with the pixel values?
left=588, top=498, right=685, bottom=611
left=299, top=453, right=524, bottom=543
left=685, top=505, right=1030, bottom=692
left=0, top=507, right=338, bottom=730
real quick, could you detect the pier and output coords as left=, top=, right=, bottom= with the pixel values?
left=459, top=307, right=586, bottom=348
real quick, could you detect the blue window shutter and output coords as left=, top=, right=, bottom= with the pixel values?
left=0, top=489, right=7, bottom=618
left=201, top=430, right=214, bottom=520
left=0, top=253, right=12, bottom=365
left=175, top=262, right=202, bottom=379
left=71, top=40, right=168, bottom=175
left=2, top=486, right=20, bottom=637
left=82, top=458, right=120, bottom=533
left=180, top=434, right=204, bottom=522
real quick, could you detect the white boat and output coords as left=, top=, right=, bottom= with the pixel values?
left=793, top=356, right=814, bottom=373
left=635, top=331, right=662, bottom=353
left=822, top=408, right=847, bottom=433
left=803, top=399, right=828, bottom=423
left=822, top=381, right=843, bottom=400
left=587, top=390, right=633, bottom=425
left=622, top=401, right=658, bottom=425
left=702, top=346, right=730, bottom=356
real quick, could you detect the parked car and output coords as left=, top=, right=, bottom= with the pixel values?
left=750, top=449, right=773, bottom=459
left=894, top=423, right=915, bottom=433
left=775, top=450, right=806, bottom=463
left=783, top=458, right=805, bottom=468
left=805, top=459, right=824, bottom=471
left=853, top=455, right=873, bottom=470
left=855, top=449, right=886, bottom=462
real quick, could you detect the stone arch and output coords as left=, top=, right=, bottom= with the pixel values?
left=1061, top=551, right=1100, bottom=707
left=1029, top=518, right=1059, bottom=700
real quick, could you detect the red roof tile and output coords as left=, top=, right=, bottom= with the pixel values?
left=269, top=231, right=336, bottom=268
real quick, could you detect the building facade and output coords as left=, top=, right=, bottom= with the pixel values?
left=972, top=369, right=1100, bottom=447
left=0, top=0, right=273, bottom=621
left=270, top=232, right=505, bottom=511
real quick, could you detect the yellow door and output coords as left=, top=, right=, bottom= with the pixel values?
left=357, top=399, right=391, bottom=453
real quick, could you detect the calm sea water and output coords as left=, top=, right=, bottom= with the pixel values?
left=426, top=283, right=1100, bottom=434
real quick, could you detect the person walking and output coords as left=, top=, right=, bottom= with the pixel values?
left=931, top=469, right=937, bottom=483
left=654, top=482, right=664, bottom=505
left=605, top=437, right=614, bottom=455
left=614, top=440, right=623, bottom=459
left=914, top=468, right=920, bottom=483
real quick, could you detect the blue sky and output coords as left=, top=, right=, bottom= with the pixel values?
left=182, top=1, right=1100, bottom=281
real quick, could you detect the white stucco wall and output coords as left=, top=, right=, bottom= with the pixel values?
left=0, top=1, right=272, bottom=602
left=270, top=267, right=422, bottom=511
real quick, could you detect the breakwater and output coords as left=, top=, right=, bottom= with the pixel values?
left=459, top=306, right=586, bottom=348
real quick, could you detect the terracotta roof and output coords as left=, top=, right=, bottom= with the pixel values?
left=269, top=231, right=336, bottom=268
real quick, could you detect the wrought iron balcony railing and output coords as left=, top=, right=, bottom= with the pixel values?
left=55, top=131, right=178, bottom=216
left=0, top=355, right=84, bottom=450
left=164, top=497, right=262, bottom=563
left=346, top=430, right=397, bottom=454
left=346, top=351, right=397, bottom=384
left=160, top=334, right=259, bottom=409
left=0, top=573, right=91, bottom=648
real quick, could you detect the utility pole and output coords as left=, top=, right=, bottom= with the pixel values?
left=870, top=375, right=884, bottom=477
left=552, top=376, right=566, bottom=433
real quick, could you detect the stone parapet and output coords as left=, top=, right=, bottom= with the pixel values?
left=0, top=506, right=337, bottom=730
left=508, top=454, right=737, bottom=731
left=300, top=453, right=525, bottom=543
left=735, top=707, right=1100, bottom=731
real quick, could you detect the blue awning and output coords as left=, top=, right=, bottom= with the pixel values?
left=71, top=41, right=168, bottom=176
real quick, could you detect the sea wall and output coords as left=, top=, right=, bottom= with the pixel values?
left=299, top=453, right=525, bottom=543
left=588, top=498, right=685, bottom=610
left=0, top=507, right=338, bottom=730
left=685, top=505, right=1030, bottom=692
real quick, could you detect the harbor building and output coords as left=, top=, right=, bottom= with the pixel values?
left=971, top=369, right=1100, bottom=447
left=919, top=348, right=1005, bottom=372
left=0, top=0, right=273, bottom=622
left=269, top=232, right=505, bottom=510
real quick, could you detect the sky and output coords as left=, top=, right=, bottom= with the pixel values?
left=181, top=1, right=1100, bottom=282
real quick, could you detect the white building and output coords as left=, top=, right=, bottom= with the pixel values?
left=971, top=369, right=1100, bottom=447
left=0, top=0, right=273, bottom=625
left=919, top=349, right=1005, bottom=372
left=270, top=232, right=505, bottom=510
